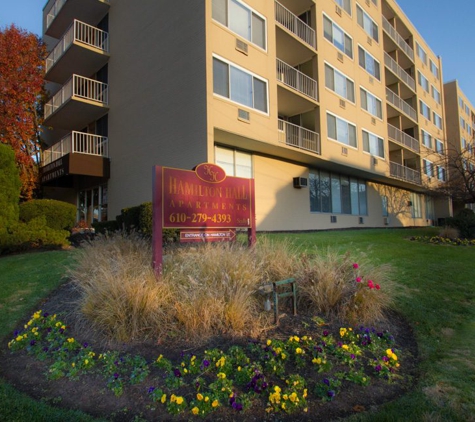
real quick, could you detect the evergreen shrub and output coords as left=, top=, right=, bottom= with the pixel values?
left=20, top=199, right=76, bottom=231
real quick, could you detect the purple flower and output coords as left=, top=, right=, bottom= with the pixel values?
left=327, top=390, right=335, bottom=398
left=173, top=368, right=182, bottom=377
left=148, top=386, right=155, bottom=394
left=83, top=342, right=89, bottom=348
left=375, top=365, right=382, bottom=372
left=323, top=330, right=329, bottom=337
left=382, top=356, right=389, bottom=362
left=43, top=312, right=49, bottom=318
left=13, top=330, right=19, bottom=336
left=323, top=378, right=330, bottom=386
left=203, top=359, right=210, bottom=367
left=351, top=353, right=356, bottom=360
left=195, top=381, right=200, bottom=389
left=30, top=340, right=36, bottom=346
left=113, top=373, right=119, bottom=379
left=232, top=402, right=243, bottom=411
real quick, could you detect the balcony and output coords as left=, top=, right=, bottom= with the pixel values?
left=275, top=1, right=315, bottom=49
left=387, top=124, right=420, bottom=153
left=44, top=0, right=110, bottom=38
left=386, top=88, right=417, bottom=122
left=382, top=16, right=414, bottom=62
left=278, top=119, right=320, bottom=154
left=44, top=74, right=109, bottom=130
left=46, top=20, right=109, bottom=84
left=390, top=161, right=421, bottom=185
left=384, top=52, right=415, bottom=92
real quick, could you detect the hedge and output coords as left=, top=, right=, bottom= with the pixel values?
left=446, top=208, right=475, bottom=239
left=20, top=199, right=76, bottom=231
left=0, top=143, right=21, bottom=229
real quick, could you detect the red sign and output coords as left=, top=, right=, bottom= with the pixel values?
left=162, top=165, right=252, bottom=229
left=180, top=230, right=236, bottom=243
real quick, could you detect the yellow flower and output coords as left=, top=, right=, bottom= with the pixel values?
left=267, top=339, right=272, bottom=346
left=170, top=394, right=176, bottom=403
left=237, top=366, right=241, bottom=371
left=161, top=394, right=167, bottom=404
left=181, top=362, right=185, bottom=367
left=67, top=338, right=75, bottom=343
left=71, top=363, right=75, bottom=368
left=312, top=357, right=322, bottom=364
left=293, top=336, right=300, bottom=342
left=176, top=396, right=184, bottom=405
left=303, top=389, right=308, bottom=398
left=391, top=353, right=398, bottom=361
left=295, top=347, right=303, bottom=354
left=342, top=344, right=349, bottom=350
left=340, top=328, right=347, bottom=337
left=281, top=353, right=287, bottom=360
left=212, top=400, right=219, bottom=408
left=283, top=394, right=288, bottom=400
left=84, top=359, right=89, bottom=365
left=274, top=386, right=281, bottom=393
left=61, top=325, right=66, bottom=330
left=192, top=406, right=199, bottom=415
left=204, top=396, right=209, bottom=403
left=217, top=372, right=226, bottom=379
left=197, top=393, right=203, bottom=401
left=156, top=354, right=163, bottom=362
left=281, top=403, right=286, bottom=410
left=15, top=335, right=23, bottom=342
left=290, top=392, right=297, bottom=402
left=386, top=348, right=393, bottom=356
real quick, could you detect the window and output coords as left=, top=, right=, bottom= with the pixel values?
left=358, top=46, right=380, bottom=80
left=323, top=15, right=353, bottom=58
left=468, top=125, right=472, bottom=136
left=429, top=59, right=439, bottom=79
left=416, top=42, right=427, bottom=65
left=360, top=87, right=382, bottom=118
left=215, top=146, right=252, bottom=178
left=382, top=195, right=388, bottom=217
left=213, top=56, right=268, bottom=113
left=437, top=166, right=446, bottom=182
left=431, top=85, right=441, bottom=104
left=460, top=117, right=466, bottom=130
left=417, top=71, right=429, bottom=92
left=411, top=193, right=422, bottom=218
left=362, top=129, right=384, bottom=158
left=462, top=137, right=467, bottom=149
left=212, top=0, right=266, bottom=49
left=435, top=139, right=444, bottom=154
left=325, top=63, right=355, bottom=101
left=466, top=105, right=471, bottom=115
left=356, top=5, right=378, bottom=42
left=459, top=96, right=464, bottom=108
left=310, top=170, right=367, bottom=215
left=421, top=129, right=432, bottom=149
left=371, top=0, right=378, bottom=5
left=419, top=100, right=430, bottom=120
left=335, top=0, right=352, bottom=15
left=433, top=112, right=442, bottom=130
left=423, top=159, right=433, bottom=177
left=327, top=112, right=357, bottom=147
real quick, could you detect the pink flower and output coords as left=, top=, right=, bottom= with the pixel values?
left=352, top=263, right=359, bottom=269
left=356, top=277, right=362, bottom=283
left=375, top=284, right=381, bottom=290
left=367, top=280, right=374, bottom=289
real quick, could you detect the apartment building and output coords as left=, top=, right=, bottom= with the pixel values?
left=443, top=80, right=475, bottom=213
left=40, top=0, right=453, bottom=230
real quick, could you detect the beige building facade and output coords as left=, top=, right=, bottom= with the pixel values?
left=40, top=0, right=455, bottom=230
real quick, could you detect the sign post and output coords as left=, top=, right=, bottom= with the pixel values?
left=152, top=163, right=256, bottom=275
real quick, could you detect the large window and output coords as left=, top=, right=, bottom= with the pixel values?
left=356, top=5, right=378, bottom=42
left=417, top=71, right=429, bottom=92
left=362, top=129, right=384, bottom=158
left=335, top=0, right=352, bottom=15
left=212, top=0, right=266, bottom=49
left=433, top=112, right=443, bottom=130
left=430, top=59, right=439, bottom=79
left=431, top=85, right=441, bottom=104
left=419, top=100, right=430, bottom=120
left=327, top=112, right=357, bottom=147
left=310, top=170, right=367, bottom=215
left=416, top=42, right=427, bottom=65
left=422, top=159, right=433, bottom=177
left=360, top=87, right=382, bottom=118
left=325, top=63, right=355, bottom=101
left=411, top=193, right=422, bottom=218
left=213, top=56, right=268, bottom=113
left=358, top=46, right=380, bottom=80
left=215, top=146, right=252, bottom=178
left=437, top=165, right=446, bottom=182
left=421, top=129, right=432, bottom=149
left=435, top=139, right=444, bottom=153
left=323, top=15, right=353, bottom=59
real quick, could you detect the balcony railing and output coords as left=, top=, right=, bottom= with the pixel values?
left=278, top=119, right=320, bottom=154
left=42, top=131, right=108, bottom=166
left=386, top=88, right=417, bottom=122
left=387, top=124, right=420, bottom=153
left=46, top=0, right=110, bottom=30
left=44, top=74, right=108, bottom=119
left=390, top=161, right=421, bottom=185
left=275, top=1, right=316, bottom=49
left=384, top=52, right=415, bottom=91
left=46, top=20, right=109, bottom=73
left=382, top=16, right=414, bottom=61
left=277, top=59, right=318, bottom=100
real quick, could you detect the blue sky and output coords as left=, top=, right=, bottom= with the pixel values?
left=1, top=0, right=474, bottom=102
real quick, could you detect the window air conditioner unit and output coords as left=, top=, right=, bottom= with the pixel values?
left=238, top=109, right=250, bottom=122
left=359, top=217, right=365, bottom=224
left=339, top=99, right=346, bottom=109
left=330, top=215, right=337, bottom=223
left=373, top=157, right=378, bottom=165
left=337, top=52, right=344, bottom=62
left=236, top=39, right=249, bottom=55
left=335, top=5, right=342, bottom=16
left=365, top=0, right=370, bottom=6
left=367, top=36, right=372, bottom=46
left=293, top=177, right=308, bottom=188
left=342, top=146, right=348, bottom=156
left=371, top=117, right=376, bottom=125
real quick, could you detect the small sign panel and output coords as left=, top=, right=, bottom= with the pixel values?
left=180, top=229, right=236, bottom=243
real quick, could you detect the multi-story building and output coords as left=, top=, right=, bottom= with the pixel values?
left=40, top=0, right=453, bottom=230
left=443, top=80, right=475, bottom=213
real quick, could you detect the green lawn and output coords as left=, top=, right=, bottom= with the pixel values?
left=1, top=229, right=474, bottom=421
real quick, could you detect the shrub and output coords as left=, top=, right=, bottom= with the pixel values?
left=20, top=199, right=76, bottom=231
left=92, top=220, right=120, bottom=234
left=438, top=226, right=459, bottom=240
left=445, top=208, right=475, bottom=239
left=139, top=202, right=152, bottom=236
left=119, top=205, right=141, bottom=232
left=0, top=143, right=21, bottom=229
left=0, top=216, right=70, bottom=254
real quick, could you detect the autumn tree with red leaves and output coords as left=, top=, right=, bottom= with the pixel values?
left=0, top=24, right=47, bottom=200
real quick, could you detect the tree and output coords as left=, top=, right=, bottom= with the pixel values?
left=0, top=143, right=21, bottom=229
left=0, top=24, right=47, bottom=200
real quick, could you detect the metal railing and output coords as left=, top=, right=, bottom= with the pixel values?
left=389, top=161, right=421, bottom=185
left=384, top=52, right=415, bottom=91
left=42, top=131, right=109, bottom=166
left=386, top=88, right=417, bottom=122
left=382, top=16, right=414, bottom=61
left=44, top=74, right=109, bottom=119
left=278, top=119, right=320, bottom=154
left=276, top=59, right=318, bottom=101
left=275, top=1, right=316, bottom=49
left=46, top=0, right=110, bottom=29
left=46, top=20, right=109, bottom=73
left=387, top=124, right=420, bottom=153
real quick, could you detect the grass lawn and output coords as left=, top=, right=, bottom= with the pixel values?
left=1, top=228, right=474, bottom=421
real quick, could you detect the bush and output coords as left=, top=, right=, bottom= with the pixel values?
left=438, top=226, right=459, bottom=240
left=446, top=208, right=475, bottom=239
left=0, top=216, right=70, bottom=254
left=92, top=220, right=120, bottom=234
left=0, top=143, right=21, bottom=229
left=20, top=199, right=76, bottom=231
left=139, top=202, right=152, bottom=236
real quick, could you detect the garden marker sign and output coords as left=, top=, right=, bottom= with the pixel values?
left=152, top=163, right=256, bottom=274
